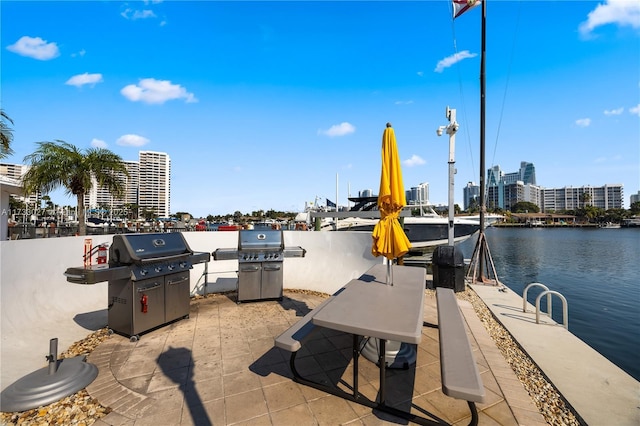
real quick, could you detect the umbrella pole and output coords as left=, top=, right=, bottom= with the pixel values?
left=386, top=258, right=393, bottom=286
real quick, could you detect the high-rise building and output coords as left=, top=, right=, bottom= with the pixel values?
left=631, top=191, right=640, bottom=206
left=138, top=151, right=171, bottom=218
left=520, top=161, right=536, bottom=185
left=85, top=160, right=139, bottom=210
left=541, top=185, right=624, bottom=212
left=406, top=182, right=429, bottom=205
left=0, top=163, right=39, bottom=204
left=487, top=165, right=500, bottom=187
left=463, top=182, right=479, bottom=211
left=486, top=161, right=538, bottom=210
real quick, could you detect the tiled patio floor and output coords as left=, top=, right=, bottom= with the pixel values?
left=88, top=290, right=547, bottom=425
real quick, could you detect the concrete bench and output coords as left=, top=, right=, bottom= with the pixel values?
left=436, top=287, right=486, bottom=426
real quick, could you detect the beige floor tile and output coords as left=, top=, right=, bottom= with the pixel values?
left=223, top=369, right=263, bottom=396
left=184, top=375, right=224, bottom=404
left=269, top=402, right=317, bottom=425
left=224, top=388, right=269, bottom=425
left=307, top=395, right=360, bottom=425
left=263, top=380, right=306, bottom=412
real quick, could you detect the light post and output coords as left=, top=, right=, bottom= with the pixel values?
left=437, top=106, right=459, bottom=246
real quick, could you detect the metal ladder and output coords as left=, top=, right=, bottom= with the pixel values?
left=522, top=283, right=568, bottom=330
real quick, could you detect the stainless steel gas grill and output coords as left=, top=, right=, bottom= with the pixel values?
left=64, top=233, right=210, bottom=341
left=213, top=229, right=305, bottom=303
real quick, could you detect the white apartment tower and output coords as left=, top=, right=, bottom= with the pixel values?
left=138, top=151, right=171, bottom=218
left=86, top=160, right=140, bottom=210
left=0, top=163, right=39, bottom=204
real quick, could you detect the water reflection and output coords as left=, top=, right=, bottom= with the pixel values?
left=459, top=227, right=640, bottom=381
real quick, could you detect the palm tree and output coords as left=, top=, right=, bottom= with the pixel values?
left=22, top=140, right=128, bottom=236
left=1, top=109, right=14, bottom=159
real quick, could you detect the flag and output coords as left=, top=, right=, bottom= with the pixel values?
left=453, top=0, right=481, bottom=19
left=326, top=199, right=336, bottom=208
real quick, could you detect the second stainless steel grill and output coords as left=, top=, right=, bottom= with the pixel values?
left=213, top=229, right=305, bottom=303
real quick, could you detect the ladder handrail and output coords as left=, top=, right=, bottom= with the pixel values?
left=536, top=290, right=569, bottom=330
left=523, top=283, right=551, bottom=315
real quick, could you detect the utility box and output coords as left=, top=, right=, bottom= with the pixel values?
left=432, top=245, right=465, bottom=292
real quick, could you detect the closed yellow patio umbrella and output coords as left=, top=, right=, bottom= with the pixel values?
left=362, top=123, right=416, bottom=367
left=371, top=123, right=411, bottom=263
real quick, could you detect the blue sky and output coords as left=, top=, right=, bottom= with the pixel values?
left=2, top=0, right=639, bottom=216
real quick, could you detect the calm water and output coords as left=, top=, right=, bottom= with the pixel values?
left=457, top=227, right=640, bottom=381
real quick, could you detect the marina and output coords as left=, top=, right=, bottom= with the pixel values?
left=1, top=1, right=638, bottom=424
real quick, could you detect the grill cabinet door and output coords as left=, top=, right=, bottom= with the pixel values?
left=261, top=262, right=283, bottom=299
left=238, top=263, right=262, bottom=302
left=132, top=278, right=166, bottom=335
left=165, top=271, right=190, bottom=322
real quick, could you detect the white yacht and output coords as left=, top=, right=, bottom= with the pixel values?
left=301, top=197, right=480, bottom=249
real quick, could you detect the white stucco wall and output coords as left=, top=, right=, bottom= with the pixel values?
left=0, top=231, right=379, bottom=391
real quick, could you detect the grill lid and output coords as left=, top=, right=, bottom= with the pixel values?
left=110, top=233, right=193, bottom=265
left=238, top=230, right=283, bottom=251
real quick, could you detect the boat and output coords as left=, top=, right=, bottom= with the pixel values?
left=599, top=222, right=621, bottom=229
left=459, top=213, right=504, bottom=227
left=303, top=196, right=480, bottom=249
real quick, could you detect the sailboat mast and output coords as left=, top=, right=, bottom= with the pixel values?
left=479, top=0, right=487, bottom=236
left=477, top=0, right=487, bottom=279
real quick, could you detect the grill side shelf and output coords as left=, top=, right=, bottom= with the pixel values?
left=64, top=265, right=131, bottom=285
left=213, top=248, right=239, bottom=261
left=283, top=247, right=307, bottom=258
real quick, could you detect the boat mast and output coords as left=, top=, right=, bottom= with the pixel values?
left=478, top=0, right=487, bottom=272
left=466, top=0, right=498, bottom=284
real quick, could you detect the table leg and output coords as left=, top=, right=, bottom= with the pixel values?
left=379, top=338, right=386, bottom=404
left=353, top=334, right=359, bottom=399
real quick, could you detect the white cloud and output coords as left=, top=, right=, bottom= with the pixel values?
left=434, top=50, right=477, bottom=73
left=121, top=8, right=157, bottom=20
left=120, top=78, right=198, bottom=104
left=604, top=107, right=624, bottom=116
left=403, top=155, right=426, bottom=167
left=71, top=49, right=86, bottom=58
left=394, top=100, right=414, bottom=105
left=6, top=36, right=59, bottom=60
left=575, top=118, right=592, bottom=127
left=416, top=71, right=424, bottom=77
left=116, top=134, right=150, bottom=147
left=579, top=0, right=640, bottom=36
left=319, top=122, right=356, bottom=137
left=629, top=104, right=640, bottom=117
left=65, top=73, right=103, bottom=88
left=91, top=138, right=107, bottom=148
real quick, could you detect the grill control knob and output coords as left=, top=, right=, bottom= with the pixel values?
left=179, top=262, right=187, bottom=268
left=155, top=266, right=163, bottom=273
left=140, top=269, right=148, bottom=276
left=168, top=264, right=175, bottom=271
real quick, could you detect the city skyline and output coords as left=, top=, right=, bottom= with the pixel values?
left=3, top=1, right=639, bottom=216
left=2, top=155, right=633, bottom=219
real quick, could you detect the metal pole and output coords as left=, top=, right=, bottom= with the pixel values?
left=48, top=338, right=58, bottom=375
left=478, top=0, right=487, bottom=280
left=438, top=107, right=458, bottom=247
left=447, top=108, right=457, bottom=247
